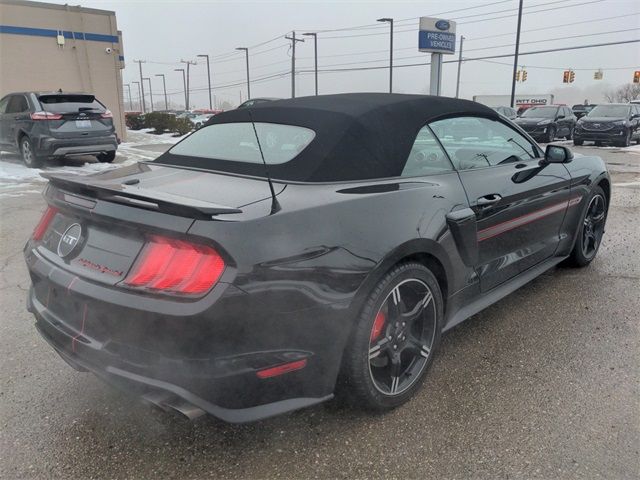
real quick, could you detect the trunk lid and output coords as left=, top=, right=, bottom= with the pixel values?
left=37, top=93, right=114, bottom=139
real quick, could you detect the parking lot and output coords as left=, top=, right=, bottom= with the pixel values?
left=1, top=136, right=638, bottom=479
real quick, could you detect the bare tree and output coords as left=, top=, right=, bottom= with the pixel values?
left=604, top=83, right=640, bottom=103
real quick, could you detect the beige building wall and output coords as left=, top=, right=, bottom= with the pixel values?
left=0, top=0, right=126, bottom=140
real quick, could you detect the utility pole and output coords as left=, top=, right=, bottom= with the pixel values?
left=455, top=36, right=465, bottom=98
left=303, top=32, right=318, bottom=95
left=197, top=54, right=213, bottom=110
left=236, top=47, right=250, bottom=99
left=285, top=31, right=304, bottom=98
left=134, top=60, right=147, bottom=112
left=143, top=77, right=154, bottom=112
left=510, top=0, right=524, bottom=108
left=132, top=81, right=142, bottom=111
left=377, top=18, right=394, bottom=93
left=155, top=74, right=168, bottom=111
left=174, top=68, right=187, bottom=109
left=124, top=83, right=132, bottom=110
left=180, top=59, right=197, bottom=110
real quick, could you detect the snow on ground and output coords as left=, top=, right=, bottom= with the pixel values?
left=0, top=129, right=185, bottom=197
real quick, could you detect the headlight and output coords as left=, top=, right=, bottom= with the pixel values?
left=612, top=120, right=626, bottom=126
left=537, top=120, right=551, bottom=125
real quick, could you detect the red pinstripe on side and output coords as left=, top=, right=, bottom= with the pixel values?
left=477, top=195, right=582, bottom=242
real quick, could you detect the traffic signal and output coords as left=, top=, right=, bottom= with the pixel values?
left=594, top=70, right=603, bottom=80
left=563, top=70, right=570, bottom=83
left=521, top=70, right=528, bottom=82
left=569, top=70, right=575, bottom=83
left=515, top=70, right=521, bottom=82
left=634, top=71, right=640, bottom=84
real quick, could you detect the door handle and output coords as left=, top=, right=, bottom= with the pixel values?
left=477, top=194, right=502, bottom=207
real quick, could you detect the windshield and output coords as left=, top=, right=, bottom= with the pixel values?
left=520, top=106, right=558, bottom=118
left=168, top=122, right=315, bottom=165
left=587, top=105, right=630, bottom=118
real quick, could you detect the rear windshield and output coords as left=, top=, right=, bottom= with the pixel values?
left=168, top=122, right=315, bottom=165
left=38, top=94, right=105, bottom=113
left=587, top=105, right=630, bottom=118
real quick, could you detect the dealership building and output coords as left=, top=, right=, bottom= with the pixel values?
left=0, top=0, right=127, bottom=140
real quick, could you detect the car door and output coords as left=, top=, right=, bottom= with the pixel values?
left=631, top=105, right=640, bottom=140
left=0, top=95, right=12, bottom=146
left=430, top=115, right=572, bottom=291
left=5, top=94, right=31, bottom=147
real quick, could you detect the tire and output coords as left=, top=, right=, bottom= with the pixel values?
left=339, top=262, right=443, bottom=411
left=96, top=151, right=116, bottom=163
left=565, top=185, right=607, bottom=268
left=616, top=129, right=631, bottom=148
left=545, top=126, right=556, bottom=143
left=566, top=126, right=574, bottom=140
left=573, top=139, right=583, bottom=146
left=20, top=136, right=43, bottom=168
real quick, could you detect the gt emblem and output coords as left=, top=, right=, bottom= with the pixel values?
left=57, top=223, right=82, bottom=258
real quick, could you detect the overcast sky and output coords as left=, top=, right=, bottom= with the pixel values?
left=48, top=0, right=640, bottom=109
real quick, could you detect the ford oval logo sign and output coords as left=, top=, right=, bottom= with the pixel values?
left=435, top=20, right=450, bottom=31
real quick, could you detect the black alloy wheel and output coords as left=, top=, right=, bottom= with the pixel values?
left=97, top=151, right=116, bottom=163
left=545, top=126, right=556, bottom=143
left=617, top=129, right=631, bottom=147
left=340, top=263, right=443, bottom=410
left=20, top=137, right=42, bottom=168
left=566, top=126, right=574, bottom=140
left=566, top=186, right=607, bottom=267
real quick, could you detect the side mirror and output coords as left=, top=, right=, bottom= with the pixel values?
left=556, top=114, right=565, bottom=119
left=541, top=144, right=574, bottom=165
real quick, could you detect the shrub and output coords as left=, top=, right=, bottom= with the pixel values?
left=125, top=112, right=145, bottom=130
left=173, top=117, right=193, bottom=136
left=144, top=112, right=175, bottom=134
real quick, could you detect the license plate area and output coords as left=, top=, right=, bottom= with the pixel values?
left=75, top=120, right=91, bottom=129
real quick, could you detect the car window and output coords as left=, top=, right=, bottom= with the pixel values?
left=6, top=95, right=29, bottom=114
left=401, top=126, right=453, bottom=177
left=0, top=96, right=9, bottom=114
left=430, top=116, right=538, bottom=170
left=520, top=106, right=558, bottom=119
left=38, top=94, right=105, bottom=114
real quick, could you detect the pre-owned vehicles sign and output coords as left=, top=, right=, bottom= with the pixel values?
left=418, top=17, right=457, bottom=54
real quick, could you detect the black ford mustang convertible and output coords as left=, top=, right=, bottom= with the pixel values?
left=25, top=94, right=610, bottom=423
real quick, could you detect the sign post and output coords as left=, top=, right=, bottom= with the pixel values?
left=419, top=17, right=456, bottom=96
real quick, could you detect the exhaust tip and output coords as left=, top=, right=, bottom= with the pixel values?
left=142, top=391, right=205, bottom=420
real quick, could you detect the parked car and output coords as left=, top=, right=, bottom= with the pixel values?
left=237, top=97, right=281, bottom=109
left=492, top=106, right=517, bottom=120
left=190, top=113, right=214, bottom=130
left=572, top=104, right=597, bottom=119
left=514, top=105, right=576, bottom=143
left=574, top=103, right=640, bottom=147
left=25, top=93, right=609, bottom=423
left=0, top=91, right=117, bottom=167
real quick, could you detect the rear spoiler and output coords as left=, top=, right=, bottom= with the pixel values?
left=41, top=172, right=242, bottom=219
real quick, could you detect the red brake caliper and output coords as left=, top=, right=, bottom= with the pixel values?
left=370, top=311, right=386, bottom=341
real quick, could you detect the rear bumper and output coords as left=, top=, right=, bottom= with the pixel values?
left=25, top=243, right=347, bottom=422
left=34, top=134, right=118, bottom=158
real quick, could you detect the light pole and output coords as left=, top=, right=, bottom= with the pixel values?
left=197, top=54, right=213, bottom=110
left=285, top=32, right=304, bottom=98
left=235, top=47, right=250, bottom=99
left=303, top=32, right=318, bottom=95
left=131, top=80, right=142, bottom=112
left=134, top=60, right=147, bottom=112
left=143, top=77, right=154, bottom=112
left=124, top=83, right=132, bottom=110
left=455, top=36, right=465, bottom=98
left=510, top=0, right=524, bottom=108
left=180, top=60, right=197, bottom=110
left=174, top=68, right=187, bottom=110
left=377, top=18, right=393, bottom=93
left=155, top=74, right=168, bottom=111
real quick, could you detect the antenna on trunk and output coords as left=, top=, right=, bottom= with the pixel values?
left=247, top=110, right=281, bottom=214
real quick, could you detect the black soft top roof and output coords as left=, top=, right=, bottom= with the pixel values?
left=160, top=93, right=499, bottom=182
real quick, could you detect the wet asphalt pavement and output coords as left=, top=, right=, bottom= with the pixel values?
left=0, top=143, right=638, bottom=479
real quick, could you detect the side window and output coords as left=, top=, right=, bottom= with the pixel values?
left=430, top=116, right=538, bottom=171
left=0, top=96, right=9, bottom=114
left=564, top=107, right=572, bottom=117
left=401, top=126, right=453, bottom=177
left=6, top=95, right=29, bottom=113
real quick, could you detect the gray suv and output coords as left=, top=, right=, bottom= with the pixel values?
left=0, top=92, right=118, bottom=168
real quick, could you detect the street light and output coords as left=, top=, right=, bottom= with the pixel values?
left=303, top=32, right=318, bottom=95
left=235, top=47, right=250, bottom=100
left=174, top=68, right=187, bottom=110
left=155, top=74, right=168, bottom=111
left=131, top=80, right=142, bottom=112
left=143, top=77, right=154, bottom=112
left=197, top=54, right=213, bottom=110
left=377, top=18, right=393, bottom=93
left=124, top=83, right=132, bottom=111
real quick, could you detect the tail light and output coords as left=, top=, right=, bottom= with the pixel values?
left=124, top=236, right=225, bottom=295
left=32, top=206, right=58, bottom=240
left=30, top=111, right=63, bottom=120
left=101, top=110, right=113, bottom=119
left=256, top=359, right=308, bottom=379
